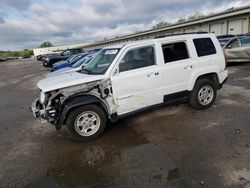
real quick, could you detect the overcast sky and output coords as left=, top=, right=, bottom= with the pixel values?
left=0, top=0, right=249, bottom=50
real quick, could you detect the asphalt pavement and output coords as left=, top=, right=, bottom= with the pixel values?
left=0, top=59, right=250, bottom=188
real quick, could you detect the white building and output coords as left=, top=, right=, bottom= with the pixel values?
left=33, top=42, right=90, bottom=57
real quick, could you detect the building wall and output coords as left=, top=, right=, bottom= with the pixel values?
left=82, top=8, right=250, bottom=51
left=33, top=43, right=90, bottom=57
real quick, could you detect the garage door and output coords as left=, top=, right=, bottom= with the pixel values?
left=210, top=23, right=223, bottom=35
left=228, top=19, right=243, bottom=35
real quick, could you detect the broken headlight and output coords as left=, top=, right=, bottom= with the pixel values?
left=39, top=91, right=47, bottom=104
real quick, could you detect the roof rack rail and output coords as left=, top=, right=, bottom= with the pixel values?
left=154, top=31, right=208, bottom=39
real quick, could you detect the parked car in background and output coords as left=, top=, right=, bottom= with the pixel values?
left=217, top=34, right=235, bottom=39
left=37, top=53, right=55, bottom=61
left=32, top=34, right=228, bottom=141
left=218, top=37, right=236, bottom=48
left=51, top=53, right=89, bottom=72
left=224, top=36, right=250, bottom=62
left=0, top=58, right=7, bottom=62
left=47, top=53, right=96, bottom=77
left=43, top=48, right=83, bottom=67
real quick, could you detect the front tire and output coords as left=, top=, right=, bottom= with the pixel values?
left=189, top=78, right=217, bottom=109
left=43, top=61, right=49, bottom=67
left=66, top=104, right=107, bottom=141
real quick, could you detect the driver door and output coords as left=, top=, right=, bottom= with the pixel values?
left=110, top=45, right=163, bottom=115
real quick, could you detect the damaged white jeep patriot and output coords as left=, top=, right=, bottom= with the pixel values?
left=32, top=34, right=228, bottom=141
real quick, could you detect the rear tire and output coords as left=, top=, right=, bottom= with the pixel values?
left=189, top=78, right=217, bottom=110
left=66, top=104, right=107, bottom=142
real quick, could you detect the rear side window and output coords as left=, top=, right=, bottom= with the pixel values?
left=193, top=38, right=216, bottom=57
left=162, top=42, right=189, bottom=63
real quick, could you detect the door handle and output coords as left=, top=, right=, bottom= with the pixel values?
left=147, top=72, right=159, bottom=77
left=184, top=65, right=193, bottom=70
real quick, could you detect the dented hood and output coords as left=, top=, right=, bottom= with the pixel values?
left=38, top=71, right=105, bottom=92
left=46, top=67, right=80, bottom=78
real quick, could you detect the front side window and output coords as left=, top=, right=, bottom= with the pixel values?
left=162, top=42, right=189, bottom=63
left=83, top=48, right=119, bottom=75
left=193, top=38, right=216, bottom=57
left=119, top=46, right=155, bottom=72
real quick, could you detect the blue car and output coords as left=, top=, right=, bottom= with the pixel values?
left=51, top=53, right=89, bottom=72
left=46, top=53, right=96, bottom=77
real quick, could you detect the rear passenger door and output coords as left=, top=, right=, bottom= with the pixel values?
left=160, top=41, right=194, bottom=97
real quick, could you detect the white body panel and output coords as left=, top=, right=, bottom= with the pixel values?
left=46, top=67, right=81, bottom=78
left=38, top=71, right=105, bottom=92
left=111, top=64, right=162, bottom=115
left=37, top=34, right=228, bottom=117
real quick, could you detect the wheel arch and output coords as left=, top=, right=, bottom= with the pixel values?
left=189, top=72, right=220, bottom=91
left=58, top=94, right=109, bottom=128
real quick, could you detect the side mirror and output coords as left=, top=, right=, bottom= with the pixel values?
left=227, top=45, right=232, bottom=49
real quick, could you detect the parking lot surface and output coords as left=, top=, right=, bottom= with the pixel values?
left=0, top=60, right=250, bottom=188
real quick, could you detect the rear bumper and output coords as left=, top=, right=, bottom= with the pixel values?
left=219, top=77, right=228, bottom=89
left=218, top=70, right=228, bottom=89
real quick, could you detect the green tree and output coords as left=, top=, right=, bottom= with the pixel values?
left=39, top=41, right=53, bottom=48
left=177, top=18, right=186, bottom=23
left=20, top=49, right=33, bottom=58
left=187, top=12, right=205, bottom=21
left=153, top=21, right=171, bottom=29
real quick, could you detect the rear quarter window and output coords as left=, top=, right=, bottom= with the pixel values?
left=193, top=38, right=217, bottom=57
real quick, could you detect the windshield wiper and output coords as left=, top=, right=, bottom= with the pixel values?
left=81, top=68, right=93, bottom=75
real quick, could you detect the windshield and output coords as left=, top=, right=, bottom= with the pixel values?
left=72, top=55, right=94, bottom=68
left=69, top=54, right=86, bottom=64
left=82, top=48, right=119, bottom=75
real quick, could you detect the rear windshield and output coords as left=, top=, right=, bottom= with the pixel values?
left=193, top=38, right=216, bottom=57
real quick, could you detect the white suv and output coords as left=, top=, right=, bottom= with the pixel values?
left=32, top=34, right=228, bottom=141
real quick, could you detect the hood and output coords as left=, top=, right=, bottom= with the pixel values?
left=38, top=71, right=105, bottom=92
left=53, top=61, right=69, bottom=68
left=46, top=67, right=80, bottom=78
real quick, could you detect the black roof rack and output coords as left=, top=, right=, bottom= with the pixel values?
left=154, top=31, right=208, bottom=39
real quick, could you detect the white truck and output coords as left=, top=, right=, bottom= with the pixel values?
left=32, top=34, right=228, bottom=141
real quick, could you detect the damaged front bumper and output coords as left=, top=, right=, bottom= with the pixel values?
left=31, top=98, right=46, bottom=119
left=31, top=98, right=56, bottom=124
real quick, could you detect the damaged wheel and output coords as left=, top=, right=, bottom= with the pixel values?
left=66, top=104, right=107, bottom=141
